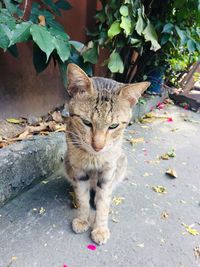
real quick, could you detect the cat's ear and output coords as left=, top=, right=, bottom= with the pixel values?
left=67, top=63, right=93, bottom=96
left=119, top=82, right=151, bottom=106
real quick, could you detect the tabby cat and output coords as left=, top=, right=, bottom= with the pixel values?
left=64, top=63, right=150, bottom=245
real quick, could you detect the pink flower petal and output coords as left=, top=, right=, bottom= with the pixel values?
left=87, top=244, right=97, bottom=251
left=63, top=264, right=68, bottom=267
left=167, top=117, right=173, bottom=122
left=157, top=102, right=165, bottom=110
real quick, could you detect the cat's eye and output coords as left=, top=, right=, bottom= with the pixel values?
left=81, top=118, right=92, bottom=127
left=108, top=123, right=119, bottom=130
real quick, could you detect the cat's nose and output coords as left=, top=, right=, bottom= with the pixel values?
left=92, top=145, right=104, bottom=152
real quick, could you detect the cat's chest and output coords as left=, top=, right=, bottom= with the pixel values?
left=69, top=149, right=115, bottom=171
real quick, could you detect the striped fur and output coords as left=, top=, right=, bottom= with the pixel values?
left=64, top=64, right=150, bottom=245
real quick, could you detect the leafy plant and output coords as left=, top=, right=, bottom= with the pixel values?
left=0, top=0, right=92, bottom=79
left=83, top=0, right=200, bottom=86
left=82, top=0, right=160, bottom=76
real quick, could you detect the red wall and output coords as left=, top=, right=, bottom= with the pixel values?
left=0, top=0, right=97, bottom=119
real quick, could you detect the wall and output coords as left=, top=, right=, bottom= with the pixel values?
left=0, top=0, right=97, bottom=119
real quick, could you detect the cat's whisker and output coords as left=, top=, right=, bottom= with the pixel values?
left=66, top=130, right=89, bottom=147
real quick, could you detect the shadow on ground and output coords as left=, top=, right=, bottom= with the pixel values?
left=0, top=105, right=200, bottom=267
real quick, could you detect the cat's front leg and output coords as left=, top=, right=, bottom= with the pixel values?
left=72, top=177, right=91, bottom=234
left=91, top=171, right=114, bottom=245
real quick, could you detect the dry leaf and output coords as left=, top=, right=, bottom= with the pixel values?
left=143, top=172, right=151, bottom=177
left=41, top=180, right=48, bottom=184
left=160, top=150, right=176, bottom=160
left=52, top=111, right=63, bottom=123
left=112, top=217, right=120, bottom=223
left=140, top=112, right=170, bottom=124
left=180, top=200, right=187, bottom=204
left=160, top=153, right=170, bottom=160
left=39, top=207, right=45, bottom=215
left=152, top=186, right=167, bottom=194
left=6, top=118, right=21, bottom=124
left=28, top=123, right=49, bottom=133
left=38, top=15, right=46, bottom=26
left=141, top=125, right=149, bottom=129
left=17, top=129, right=32, bottom=140
left=171, top=128, right=179, bottom=132
left=146, top=159, right=160, bottom=164
left=129, top=137, right=144, bottom=145
left=194, top=246, right=200, bottom=259
left=166, top=168, right=177, bottom=178
left=112, top=196, right=125, bottom=206
left=144, top=112, right=154, bottom=118
left=140, top=117, right=155, bottom=124
left=55, top=126, right=66, bottom=132
left=137, top=243, right=144, bottom=248
left=161, top=211, right=169, bottom=219
left=69, top=191, right=79, bottom=209
left=182, top=223, right=199, bottom=236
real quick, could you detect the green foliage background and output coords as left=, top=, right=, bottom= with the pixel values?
left=83, top=0, right=200, bottom=86
left=0, top=0, right=92, bottom=81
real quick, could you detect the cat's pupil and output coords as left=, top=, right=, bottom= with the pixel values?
left=82, top=118, right=92, bottom=127
left=109, top=123, right=119, bottom=130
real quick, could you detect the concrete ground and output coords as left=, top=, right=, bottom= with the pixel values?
left=0, top=105, right=200, bottom=267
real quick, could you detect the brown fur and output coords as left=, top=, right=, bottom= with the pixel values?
left=64, top=63, right=150, bottom=245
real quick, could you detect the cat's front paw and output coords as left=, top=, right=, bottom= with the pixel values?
left=91, top=227, right=110, bottom=245
left=72, top=218, right=90, bottom=233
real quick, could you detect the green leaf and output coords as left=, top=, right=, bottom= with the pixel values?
left=3, top=0, right=18, bottom=15
left=142, top=21, right=161, bottom=51
left=0, top=25, right=9, bottom=49
left=135, top=8, right=145, bottom=35
left=49, top=27, right=69, bottom=41
left=52, top=37, right=70, bottom=62
left=69, top=52, right=93, bottom=76
left=6, top=118, right=21, bottom=124
left=130, top=38, right=140, bottom=45
left=55, top=0, right=72, bottom=10
left=46, top=19, right=64, bottom=31
left=9, top=22, right=32, bottom=46
left=30, top=25, right=55, bottom=61
left=33, top=44, right=50, bottom=73
left=69, top=40, right=84, bottom=52
left=45, top=27, right=70, bottom=62
left=130, top=38, right=141, bottom=47
left=162, top=23, right=174, bottom=34
left=95, top=11, right=106, bottom=23
left=0, top=8, right=16, bottom=30
left=8, top=44, right=18, bottom=57
left=42, top=0, right=61, bottom=16
left=108, top=51, right=124, bottom=73
left=119, top=5, right=129, bottom=16
left=120, top=16, right=132, bottom=36
left=160, top=34, right=170, bottom=45
left=187, top=40, right=196, bottom=52
left=108, top=21, right=121, bottom=38
left=175, top=26, right=188, bottom=45
left=82, top=43, right=98, bottom=64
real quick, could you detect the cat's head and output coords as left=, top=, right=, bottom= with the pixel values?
left=66, top=63, right=150, bottom=154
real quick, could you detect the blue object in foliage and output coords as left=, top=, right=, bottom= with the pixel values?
left=147, top=69, right=164, bottom=94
